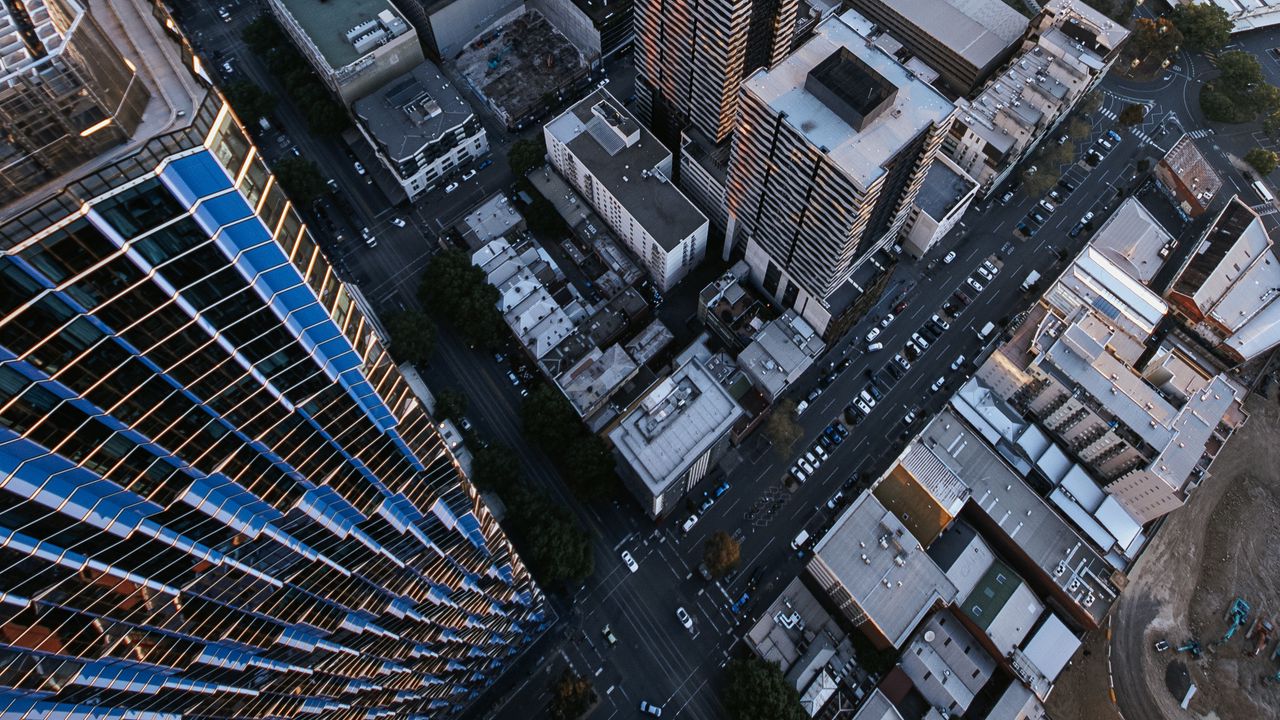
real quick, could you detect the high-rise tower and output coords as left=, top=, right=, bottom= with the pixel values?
left=632, top=0, right=798, bottom=144
left=725, top=11, right=955, bottom=339
left=0, top=1, right=544, bottom=717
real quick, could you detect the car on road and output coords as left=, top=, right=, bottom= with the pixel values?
left=681, top=514, right=699, bottom=533
left=930, top=377, right=945, bottom=393
left=640, top=700, right=663, bottom=717
left=602, top=624, right=618, bottom=646
left=1081, top=210, right=1095, bottom=225
left=461, top=168, right=477, bottom=181
left=903, top=409, right=917, bottom=425
left=930, top=314, right=950, bottom=332
left=865, top=326, right=881, bottom=342
left=444, top=181, right=459, bottom=193
left=999, top=190, right=1015, bottom=205
left=893, top=353, right=910, bottom=371
left=1069, top=222, right=1085, bottom=238
left=950, top=355, right=966, bottom=371
left=506, top=370, right=520, bottom=386
left=390, top=217, right=406, bottom=228
left=967, top=277, right=985, bottom=292
left=676, top=607, right=694, bottom=631
left=478, top=158, right=494, bottom=170
left=218, top=6, right=230, bottom=21
left=879, top=313, right=895, bottom=329
left=826, top=491, right=844, bottom=510
left=943, top=250, right=957, bottom=264
left=353, top=161, right=365, bottom=175
left=697, top=562, right=714, bottom=581
left=493, top=352, right=506, bottom=363
left=621, top=551, right=638, bottom=573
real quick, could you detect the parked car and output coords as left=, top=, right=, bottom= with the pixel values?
left=930, top=377, right=945, bottom=393
left=640, top=701, right=663, bottom=717
left=681, top=514, right=699, bottom=533
left=865, top=327, right=881, bottom=342
left=602, top=624, right=618, bottom=646
left=353, top=161, right=366, bottom=175
left=676, top=607, right=694, bottom=631
left=879, top=313, right=896, bottom=329
left=390, top=217, right=406, bottom=228
left=999, top=190, right=1015, bottom=205
left=444, top=181, right=460, bottom=193
left=943, top=250, right=957, bottom=264
left=931, top=314, right=950, bottom=332
left=967, top=277, right=985, bottom=292
left=621, top=551, right=638, bottom=572
left=950, top=355, right=966, bottom=371
left=461, top=168, right=477, bottom=181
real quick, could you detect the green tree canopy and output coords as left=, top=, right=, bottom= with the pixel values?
left=549, top=668, right=595, bottom=720
left=472, top=443, right=519, bottom=492
left=224, top=80, right=276, bottom=122
left=1078, top=91, right=1103, bottom=115
left=508, top=139, right=545, bottom=177
left=703, top=531, right=741, bottom=578
left=1171, top=2, right=1233, bottom=52
left=765, top=399, right=804, bottom=458
left=520, top=383, right=581, bottom=452
left=381, top=310, right=436, bottom=366
left=1129, top=17, right=1183, bottom=62
left=722, top=656, right=806, bottom=720
left=1021, top=167, right=1058, bottom=196
left=434, top=388, right=467, bottom=423
left=1118, top=103, right=1146, bottom=127
left=562, top=436, right=617, bottom=500
left=506, top=487, right=594, bottom=588
left=1246, top=148, right=1278, bottom=176
left=419, top=249, right=509, bottom=349
left=1068, top=118, right=1092, bottom=141
left=272, top=155, right=327, bottom=204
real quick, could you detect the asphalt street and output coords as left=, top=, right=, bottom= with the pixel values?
left=178, top=3, right=1280, bottom=716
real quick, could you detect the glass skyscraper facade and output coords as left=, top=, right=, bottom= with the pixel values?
left=0, top=2, right=544, bottom=717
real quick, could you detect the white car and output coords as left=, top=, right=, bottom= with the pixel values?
left=813, top=445, right=828, bottom=461
left=681, top=514, right=699, bottom=533
left=797, top=457, right=815, bottom=474
left=859, top=389, right=876, bottom=408
left=676, top=607, right=694, bottom=631
left=967, top=277, right=985, bottom=292
left=912, top=332, right=930, bottom=350
left=982, top=260, right=999, bottom=276
left=879, top=313, right=896, bottom=329
left=943, top=251, right=957, bottom=264
left=894, top=353, right=911, bottom=371
left=855, top=398, right=873, bottom=415
left=353, top=161, right=366, bottom=176
left=789, top=466, right=807, bottom=483
left=218, top=6, right=230, bottom=21
left=865, top=326, right=881, bottom=343
left=930, top=377, right=945, bottom=393
left=804, top=450, right=821, bottom=469
left=931, top=314, right=950, bottom=331
left=950, top=355, right=966, bottom=371
left=444, top=181, right=460, bottom=193
left=621, top=551, right=638, bottom=573
left=640, top=701, right=663, bottom=717
left=390, top=217, right=406, bottom=228
left=976, top=266, right=993, bottom=281
left=462, top=168, right=477, bottom=181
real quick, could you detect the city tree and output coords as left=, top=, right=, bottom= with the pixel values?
left=549, top=668, right=595, bottom=720
left=722, top=656, right=806, bottom=720
left=506, top=486, right=594, bottom=588
left=419, top=249, right=508, bottom=349
left=764, top=399, right=804, bottom=458
left=433, top=388, right=467, bottom=423
left=471, top=443, right=519, bottom=491
left=1171, top=2, right=1233, bottom=52
left=223, top=80, right=276, bottom=121
left=1246, top=148, right=1278, bottom=176
left=562, top=436, right=618, bottom=500
left=1128, top=17, right=1183, bottom=64
left=1068, top=118, right=1092, bottom=141
left=520, top=382, right=581, bottom=452
left=703, top=531, right=741, bottom=578
left=381, top=309, right=436, bottom=366
left=1078, top=91, right=1103, bottom=116
left=1118, top=103, right=1146, bottom=127
left=508, top=138, right=546, bottom=177
left=272, top=156, right=328, bottom=204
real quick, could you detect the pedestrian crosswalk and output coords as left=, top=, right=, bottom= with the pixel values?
left=1187, top=128, right=1214, bottom=139
left=1099, top=107, right=1116, bottom=120
left=1130, top=127, right=1154, bottom=144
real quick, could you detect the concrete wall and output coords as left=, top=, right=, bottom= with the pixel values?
left=530, top=0, right=602, bottom=64
left=429, top=0, right=524, bottom=59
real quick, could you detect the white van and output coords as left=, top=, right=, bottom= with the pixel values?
left=681, top=514, right=699, bottom=534
left=977, top=322, right=996, bottom=341
left=791, top=529, right=811, bottom=550
left=795, top=400, right=810, bottom=415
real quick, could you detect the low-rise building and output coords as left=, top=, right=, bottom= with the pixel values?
left=738, top=311, right=826, bottom=402
left=900, top=154, right=978, bottom=258
left=609, top=357, right=745, bottom=518
left=807, top=493, right=959, bottom=649
left=699, top=261, right=767, bottom=350
left=844, top=0, right=1028, bottom=96
left=944, top=0, right=1129, bottom=196
left=461, top=193, right=525, bottom=248
left=267, top=0, right=424, bottom=104
left=559, top=344, right=639, bottom=418
left=395, top=0, right=523, bottom=61
left=1087, top=197, right=1175, bottom=287
left=1154, top=134, right=1223, bottom=220
left=899, top=611, right=996, bottom=716
left=545, top=90, right=709, bottom=291
left=353, top=60, right=489, bottom=199
left=1166, top=196, right=1280, bottom=364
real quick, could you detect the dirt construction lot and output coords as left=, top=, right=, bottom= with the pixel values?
left=1050, top=392, right=1280, bottom=720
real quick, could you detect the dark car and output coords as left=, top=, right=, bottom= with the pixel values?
left=1069, top=222, right=1085, bottom=238
left=894, top=300, right=909, bottom=313
left=866, top=382, right=883, bottom=401
left=1058, top=178, right=1077, bottom=192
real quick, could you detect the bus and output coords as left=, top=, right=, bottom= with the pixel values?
left=1253, top=180, right=1275, bottom=204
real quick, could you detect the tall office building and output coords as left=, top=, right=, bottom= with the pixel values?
left=725, top=11, right=955, bottom=339
left=633, top=0, right=798, bottom=143
left=0, top=1, right=544, bottom=717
